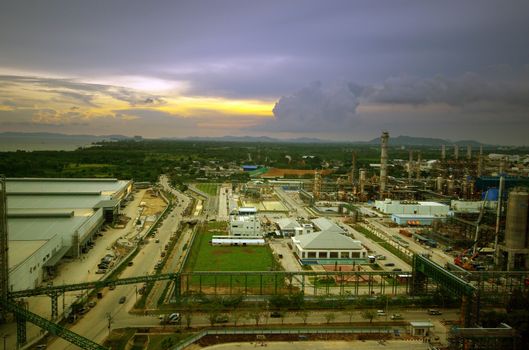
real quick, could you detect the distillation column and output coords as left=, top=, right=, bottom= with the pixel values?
left=379, top=131, right=389, bottom=199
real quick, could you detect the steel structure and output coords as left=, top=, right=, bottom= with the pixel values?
left=4, top=300, right=106, bottom=350
left=0, top=177, right=8, bottom=320
left=179, top=270, right=413, bottom=298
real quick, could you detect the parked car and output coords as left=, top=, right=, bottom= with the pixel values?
left=392, top=268, right=403, bottom=272
left=95, top=269, right=107, bottom=274
left=108, top=285, right=116, bottom=290
left=390, top=313, right=403, bottom=320
left=155, top=238, right=160, bottom=243
left=87, top=301, right=96, bottom=308
left=270, top=311, right=282, bottom=318
left=119, top=296, right=126, bottom=304
left=127, top=261, right=134, bottom=266
left=428, top=309, right=442, bottom=315
left=384, top=263, right=395, bottom=267
left=377, top=310, right=386, bottom=316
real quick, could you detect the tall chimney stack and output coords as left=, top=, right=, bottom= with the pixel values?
left=380, top=131, right=389, bottom=198
left=441, top=144, right=446, bottom=161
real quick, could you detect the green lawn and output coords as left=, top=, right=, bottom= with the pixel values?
left=195, top=183, right=219, bottom=196
left=184, top=222, right=281, bottom=289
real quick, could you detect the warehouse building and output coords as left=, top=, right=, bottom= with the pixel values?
left=291, top=231, right=367, bottom=263
left=6, top=178, right=132, bottom=291
left=375, top=199, right=449, bottom=216
left=290, top=216, right=366, bottom=264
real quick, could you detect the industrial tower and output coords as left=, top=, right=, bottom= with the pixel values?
left=379, top=131, right=389, bottom=199
left=0, top=176, right=8, bottom=320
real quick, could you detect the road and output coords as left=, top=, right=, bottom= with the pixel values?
left=274, top=187, right=310, bottom=219
left=47, top=178, right=192, bottom=350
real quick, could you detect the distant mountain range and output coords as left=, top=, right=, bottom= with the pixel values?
left=1, top=132, right=491, bottom=147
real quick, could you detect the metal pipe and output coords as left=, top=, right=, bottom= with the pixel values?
left=494, top=176, right=504, bottom=265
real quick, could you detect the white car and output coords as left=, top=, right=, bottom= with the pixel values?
left=377, top=310, right=386, bottom=316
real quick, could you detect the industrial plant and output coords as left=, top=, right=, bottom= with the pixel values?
left=0, top=133, right=528, bottom=350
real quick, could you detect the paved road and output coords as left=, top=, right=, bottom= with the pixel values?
left=274, top=187, right=310, bottom=219
left=47, top=180, right=192, bottom=350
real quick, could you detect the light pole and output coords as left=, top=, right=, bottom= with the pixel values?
left=135, top=285, right=138, bottom=302
left=3, top=334, right=8, bottom=350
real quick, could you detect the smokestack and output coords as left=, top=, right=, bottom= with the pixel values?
left=436, top=176, right=444, bottom=193
left=441, top=145, right=446, bottom=161
left=416, top=152, right=421, bottom=180
left=477, top=145, right=483, bottom=177
left=359, top=169, right=366, bottom=194
left=467, top=145, right=472, bottom=160
left=408, top=150, right=413, bottom=183
left=454, top=145, right=459, bottom=160
left=351, top=151, right=356, bottom=186
left=380, top=131, right=389, bottom=198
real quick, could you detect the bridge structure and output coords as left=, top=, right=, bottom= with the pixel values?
left=3, top=256, right=529, bottom=349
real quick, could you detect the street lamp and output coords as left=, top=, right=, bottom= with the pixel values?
left=3, top=334, right=8, bottom=350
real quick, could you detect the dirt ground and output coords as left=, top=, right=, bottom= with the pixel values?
left=141, top=189, right=167, bottom=216
left=194, top=335, right=430, bottom=350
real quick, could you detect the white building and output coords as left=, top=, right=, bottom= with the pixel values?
left=275, top=218, right=313, bottom=236
left=375, top=199, right=449, bottom=216
left=311, top=217, right=347, bottom=235
left=229, top=207, right=263, bottom=237
left=291, top=231, right=367, bottom=261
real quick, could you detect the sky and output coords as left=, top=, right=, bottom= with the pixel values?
left=0, top=0, right=528, bottom=144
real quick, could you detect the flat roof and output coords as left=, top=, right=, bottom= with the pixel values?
left=8, top=194, right=108, bottom=210
left=6, top=178, right=129, bottom=194
left=9, top=240, right=48, bottom=268
left=8, top=215, right=87, bottom=241
left=410, top=321, right=434, bottom=327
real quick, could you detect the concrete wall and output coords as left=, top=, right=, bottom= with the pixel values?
left=9, top=235, right=63, bottom=291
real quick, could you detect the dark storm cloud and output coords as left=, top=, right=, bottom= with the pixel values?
left=1, top=1, right=528, bottom=99
left=256, top=69, right=529, bottom=135
left=1, top=1, right=529, bottom=143
left=368, top=73, right=529, bottom=109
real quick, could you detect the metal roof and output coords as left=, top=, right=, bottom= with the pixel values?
left=294, top=231, right=363, bottom=250
left=275, top=218, right=301, bottom=230
left=6, top=178, right=129, bottom=194
left=8, top=216, right=87, bottom=241
left=311, top=217, right=346, bottom=234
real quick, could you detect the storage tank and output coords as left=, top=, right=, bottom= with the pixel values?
left=504, top=188, right=529, bottom=249
left=436, top=177, right=444, bottom=193
left=447, top=179, right=455, bottom=195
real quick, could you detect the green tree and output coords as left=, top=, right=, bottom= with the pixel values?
left=296, top=310, right=310, bottom=325
left=361, top=309, right=377, bottom=323
left=324, top=312, right=336, bottom=325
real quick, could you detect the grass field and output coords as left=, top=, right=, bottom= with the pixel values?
left=184, top=222, right=281, bottom=289
left=195, top=183, right=219, bottom=196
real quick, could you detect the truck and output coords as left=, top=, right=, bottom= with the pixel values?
left=160, top=313, right=181, bottom=324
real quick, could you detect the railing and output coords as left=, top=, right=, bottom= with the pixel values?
left=172, top=326, right=394, bottom=350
